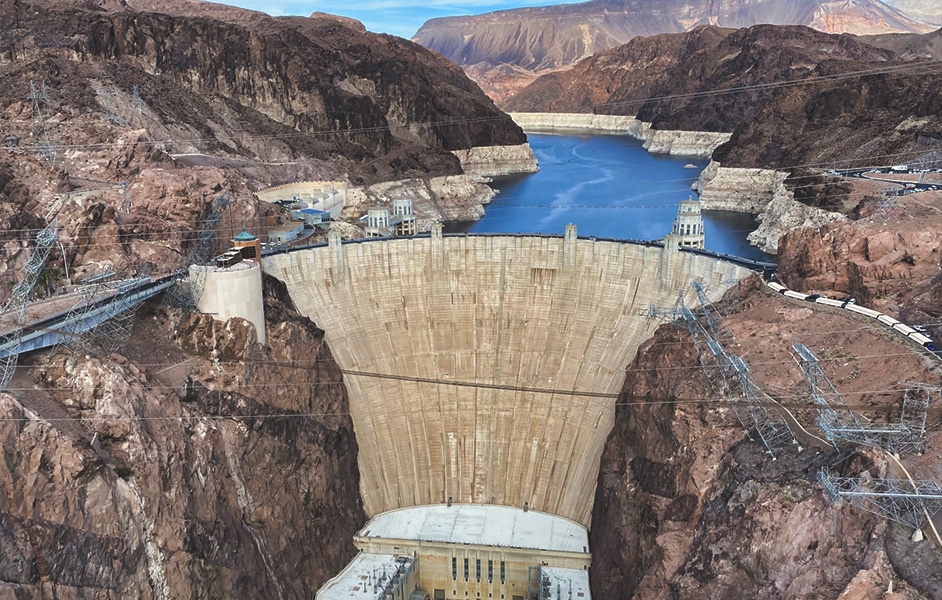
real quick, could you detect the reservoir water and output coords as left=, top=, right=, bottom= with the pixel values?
left=445, top=132, right=774, bottom=262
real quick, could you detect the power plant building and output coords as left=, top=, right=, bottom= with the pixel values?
left=318, top=505, right=590, bottom=600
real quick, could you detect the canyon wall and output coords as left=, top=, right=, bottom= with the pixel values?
left=590, top=279, right=942, bottom=599
left=263, top=235, right=749, bottom=526
left=0, top=278, right=366, bottom=599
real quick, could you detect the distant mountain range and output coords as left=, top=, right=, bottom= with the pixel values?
left=413, top=0, right=937, bottom=99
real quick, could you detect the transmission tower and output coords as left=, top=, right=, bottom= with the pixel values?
left=0, top=219, right=59, bottom=391
left=90, top=266, right=156, bottom=353
left=793, top=342, right=933, bottom=454
left=120, top=181, right=131, bottom=213
left=652, top=282, right=797, bottom=456
left=56, top=269, right=117, bottom=354
left=819, top=468, right=942, bottom=531
left=876, top=187, right=899, bottom=223
left=163, top=191, right=230, bottom=308
left=28, top=80, right=57, bottom=168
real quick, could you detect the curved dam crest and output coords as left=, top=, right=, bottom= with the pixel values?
left=263, top=234, right=750, bottom=526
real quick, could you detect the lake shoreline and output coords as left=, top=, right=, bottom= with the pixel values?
left=446, top=133, right=773, bottom=262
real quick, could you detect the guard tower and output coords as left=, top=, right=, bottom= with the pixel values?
left=667, top=197, right=705, bottom=250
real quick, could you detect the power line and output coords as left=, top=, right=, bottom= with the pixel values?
left=7, top=62, right=940, bottom=156
left=594, top=62, right=942, bottom=109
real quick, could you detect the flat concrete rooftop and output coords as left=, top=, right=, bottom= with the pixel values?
left=540, top=567, right=590, bottom=600
left=317, top=553, right=412, bottom=600
left=359, top=504, right=589, bottom=553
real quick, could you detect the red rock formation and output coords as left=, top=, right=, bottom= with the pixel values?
left=413, top=0, right=931, bottom=99
left=0, top=275, right=365, bottom=598
left=777, top=191, right=942, bottom=339
left=590, top=279, right=941, bottom=599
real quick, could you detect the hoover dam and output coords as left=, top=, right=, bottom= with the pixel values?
left=263, top=229, right=750, bottom=528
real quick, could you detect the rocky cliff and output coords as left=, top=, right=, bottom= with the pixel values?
left=414, top=0, right=930, bottom=99
left=0, top=0, right=532, bottom=298
left=0, top=275, right=366, bottom=598
left=591, top=278, right=942, bottom=599
left=777, top=189, right=942, bottom=339
left=506, top=25, right=897, bottom=130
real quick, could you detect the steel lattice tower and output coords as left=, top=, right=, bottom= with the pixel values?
left=819, top=468, right=942, bottom=531
left=793, top=342, right=933, bottom=454
left=0, top=219, right=58, bottom=390
left=28, top=81, right=57, bottom=167
left=651, top=282, right=797, bottom=456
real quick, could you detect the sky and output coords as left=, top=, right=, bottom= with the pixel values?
left=209, top=0, right=569, bottom=38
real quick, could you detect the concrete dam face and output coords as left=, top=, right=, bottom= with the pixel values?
left=264, top=233, right=749, bottom=526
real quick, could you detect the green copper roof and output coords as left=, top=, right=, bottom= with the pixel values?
left=233, top=226, right=256, bottom=242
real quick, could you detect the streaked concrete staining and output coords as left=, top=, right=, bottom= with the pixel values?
left=264, top=234, right=749, bottom=526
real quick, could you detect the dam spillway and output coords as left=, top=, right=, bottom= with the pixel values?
left=263, top=231, right=750, bottom=526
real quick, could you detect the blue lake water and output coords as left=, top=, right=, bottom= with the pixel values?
left=445, top=132, right=774, bottom=262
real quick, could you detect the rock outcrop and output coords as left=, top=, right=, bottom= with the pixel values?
left=414, top=0, right=930, bottom=99
left=0, top=276, right=366, bottom=598
left=590, top=278, right=941, bottom=599
left=451, top=143, right=540, bottom=178
left=747, top=178, right=846, bottom=254
left=777, top=190, right=942, bottom=338
left=0, top=0, right=534, bottom=297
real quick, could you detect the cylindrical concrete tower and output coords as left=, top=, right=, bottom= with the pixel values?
left=191, top=260, right=266, bottom=345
